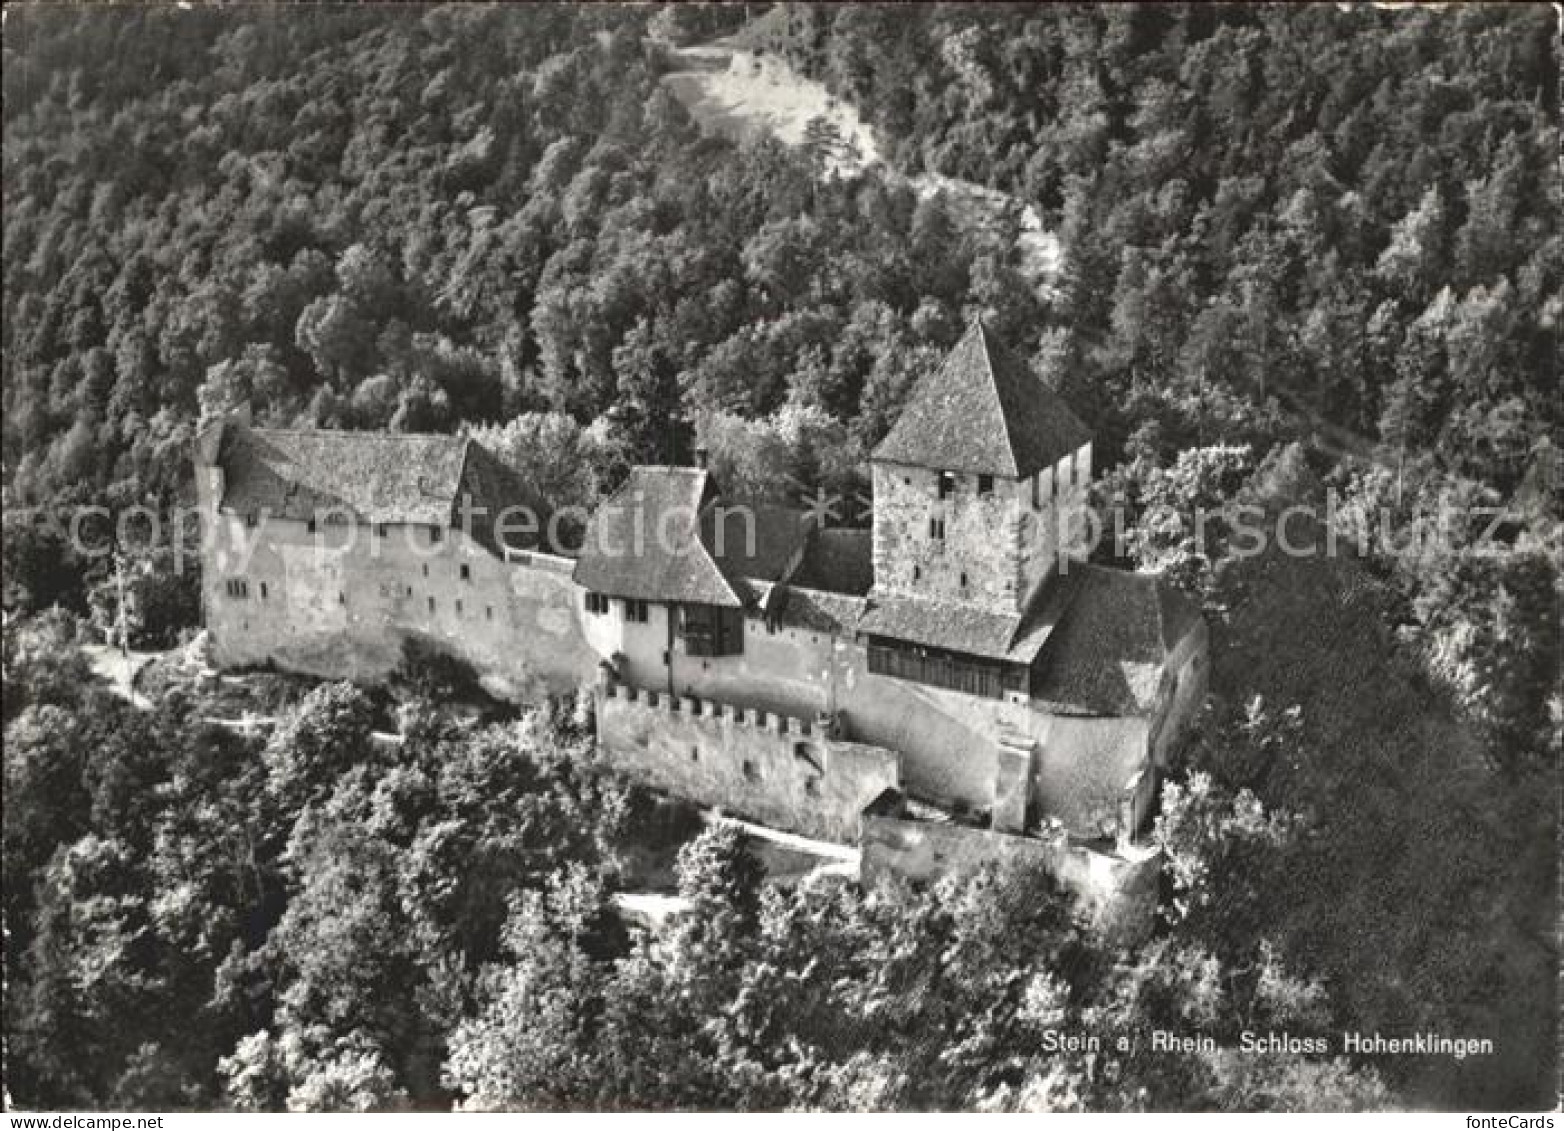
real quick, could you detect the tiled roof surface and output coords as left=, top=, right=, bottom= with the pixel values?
left=776, top=586, right=868, bottom=634
left=790, top=527, right=874, bottom=596
left=217, top=426, right=535, bottom=531
left=872, top=319, right=1091, bottom=478
left=573, top=467, right=744, bottom=607
left=704, top=500, right=813, bottom=586
left=1028, top=564, right=1202, bottom=716
left=858, top=593, right=1025, bottom=661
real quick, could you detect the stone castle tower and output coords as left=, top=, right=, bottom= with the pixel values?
left=868, top=319, right=1094, bottom=616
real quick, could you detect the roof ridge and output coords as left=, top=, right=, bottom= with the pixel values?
left=449, top=436, right=478, bottom=526
left=250, top=424, right=464, bottom=444
left=871, top=320, right=1089, bottom=478
left=972, top=319, right=1023, bottom=478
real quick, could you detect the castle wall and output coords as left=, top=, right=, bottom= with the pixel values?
left=1150, top=618, right=1209, bottom=771
left=202, top=510, right=597, bottom=699
left=594, top=679, right=901, bottom=843
left=581, top=595, right=674, bottom=693
left=1018, top=443, right=1092, bottom=609
left=642, top=616, right=1153, bottom=831
left=669, top=615, right=837, bottom=717
left=1025, top=713, right=1151, bottom=839
left=859, top=798, right=1160, bottom=941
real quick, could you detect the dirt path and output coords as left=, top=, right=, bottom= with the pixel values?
left=81, top=644, right=156, bottom=709
left=660, top=35, right=1060, bottom=295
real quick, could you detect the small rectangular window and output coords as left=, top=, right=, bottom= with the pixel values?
left=427, top=596, right=436, bottom=614
left=306, top=517, right=317, bottom=534
left=244, top=512, right=258, bottom=528
left=977, top=474, right=994, bottom=497
left=485, top=606, right=493, bottom=621
left=375, top=523, right=387, bottom=538
left=455, top=599, right=463, bottom=616
left=422, top=563, right=429, bottom=578
left=338, top=592, right=345, bottom=605
left=429, top=525, right=443, bottom=543
left=460, top=563, right=471, bottom=581
left=937, top=471, right=956, bottom=499
left=259, top=582, right=268, bottom=600
left=929, top=517, right=945, bottom=540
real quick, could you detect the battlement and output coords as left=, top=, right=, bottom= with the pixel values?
left=594, top=674, right=893, bottom=843
left=600, top=674, right=828, bottom=739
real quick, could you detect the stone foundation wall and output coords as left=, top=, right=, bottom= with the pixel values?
left=860, top=794, right=1161, bottom=940
left=594, top=678, right=901, bottom=843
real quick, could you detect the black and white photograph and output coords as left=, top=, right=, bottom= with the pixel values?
left=1, top=1, right=1559, bottom=1118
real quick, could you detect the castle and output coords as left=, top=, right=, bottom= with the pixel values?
left=193, top=321, right=1207, bottom=931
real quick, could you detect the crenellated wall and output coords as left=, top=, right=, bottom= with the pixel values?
left=594, top=675, right=901, bottom=843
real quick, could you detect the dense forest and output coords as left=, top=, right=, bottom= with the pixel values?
left=2, top=2, right=1558, bottom=1112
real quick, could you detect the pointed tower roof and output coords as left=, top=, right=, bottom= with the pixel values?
left=872, top=319, right=1091, bottom=478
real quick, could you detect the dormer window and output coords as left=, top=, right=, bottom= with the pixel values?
left=937, top=471, right=956, bottom=500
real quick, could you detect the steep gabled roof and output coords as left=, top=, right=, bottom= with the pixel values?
left=574, top=467, right=742, bottom=607
left=574, top=468, right=819, bottom=608
left=872, top=319, right=1091, bottom=478
left=216, top=426, right=533, bottom=529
